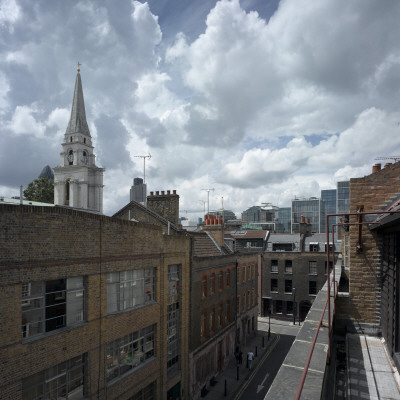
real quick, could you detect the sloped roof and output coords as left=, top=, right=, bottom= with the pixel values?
left=113, top=200, right=180, bottom=232
left=190, top=231, right=232, bottom=257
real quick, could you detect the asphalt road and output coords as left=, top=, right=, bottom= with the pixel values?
left=236, top=333, right=296, bottom=400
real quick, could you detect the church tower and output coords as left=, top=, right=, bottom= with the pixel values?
left=54, top=66, right=104, bottom=213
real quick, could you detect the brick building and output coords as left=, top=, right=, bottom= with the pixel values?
left=0, top=203, right=190, bottom=400
left=262, top=220, right=340, bottom=321
left=336, top=162, right=400, bottom=369
left=187, top=216, right=259, bottom=399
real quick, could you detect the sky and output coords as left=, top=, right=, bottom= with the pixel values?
left=1, top=0, right=400, bottom=219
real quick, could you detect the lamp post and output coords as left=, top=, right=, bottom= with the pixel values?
left=268, top=307, right=271, bottom=340
left=292, top=287, right=296, bottom=326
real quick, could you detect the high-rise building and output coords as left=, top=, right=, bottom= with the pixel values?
left=320, top=189, right=337, bottom=233
left=291, top=197, right=321, bottom=233
left=337, top=181, right=350, bottom=214
left=54, top=69, right=104, bottom=213
left=275, top=207, right=291, bottom=233
left=130, top=177, right=147, bottom=204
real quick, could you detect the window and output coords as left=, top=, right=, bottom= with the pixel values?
left=271, top=279, right=278, bottom=292
left=167, top=265, right=180, bottom=370
left=309, top=244, right=319, bottom=252
left=309, top=261, right=317, bottom=275
left=219, top=304, right=223, bottom=327
left=242, top=293, right=246, bottom=312
left=247, top=290, right=251, bottom=309
left=218, top=271, right=224, bottom=290
left=22, top=354, right=85, bottom=400
left=276, top=300, right=283, bottom=313
left=201, top=312, right=207, bottom=338
left=105, top=325, right=155, bottom=383
left=285, top=260, right=292, bottom=274
left=210, top=273, right=215, bottom=295
left=237, top=267, right=240, bottom=283
left=252, top=288, right=255, bottom=306
left=226, top=301, right=230, bottom=323
left=202, top=275, right=207, bottom=297
left=107, top=268, right=155, bottom=314
left=270, top=260, right=278, bottom=273
left=273, top=243, right=293, bottom=251
left=210, top=308, right=215, bottom=333
left=286, top=301, right=294, bottom=315
left=22, top=277, right=85, bottom=339
left=226, top=269, right=231, bottom=287
left=325, top=243, right=334, bottom=252
left=242, top=266, right=246, bottom=282
left=128, top=382, right=155, bottom=400
left=309, top=281, right=317, bottom=295
left=285, top=280, right=292, bottom=293
left=247, top=265, right=251, bottom=281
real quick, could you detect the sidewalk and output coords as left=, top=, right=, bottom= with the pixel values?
left=201, top=331, right=277, bottom=400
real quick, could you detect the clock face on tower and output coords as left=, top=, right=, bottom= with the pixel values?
left=67, top=151, right=74, bottom=164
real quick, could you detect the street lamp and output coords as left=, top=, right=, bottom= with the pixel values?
left=292, top=287, right=296, bottom=326
left=268, top=307, right=271, bottom=340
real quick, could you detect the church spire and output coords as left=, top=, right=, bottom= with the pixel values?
left=65, top=65, right=91, bottom=137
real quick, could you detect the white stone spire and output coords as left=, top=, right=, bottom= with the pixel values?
left=54, top=66, right=104, bottom=213
left=65, top=72, right=91, bottom=137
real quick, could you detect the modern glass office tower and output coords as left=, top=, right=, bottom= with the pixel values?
left=337, top=181, right=350, bottom=214
left=321, top=189, right=337, bottom=232
left=291, top=197, right=321, bottom=233
left=275, top=207, right=292, bottom=233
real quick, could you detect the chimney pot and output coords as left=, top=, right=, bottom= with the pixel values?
left=301, top=215, right=305, bottom=223
left=161, top=191, right=165, bottom=195
left=173, top=190, right=176, bottom=195
left=150, top=191, right=153, bottom=196
left=307, top=218, right=310, bottom=224
left=167, top=190, right=170, bottom=195
left=156, top=191, right=159, bottom=196
left=385, top=162, right=392, bottom=168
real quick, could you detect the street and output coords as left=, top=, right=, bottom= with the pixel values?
left=235, top=320, right=297, bottom=400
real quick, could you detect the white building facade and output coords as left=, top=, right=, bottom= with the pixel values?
left=54, top=70, right=104, bottom=213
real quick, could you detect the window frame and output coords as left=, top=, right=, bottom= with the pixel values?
left=22, top=277, right=85, bottom=340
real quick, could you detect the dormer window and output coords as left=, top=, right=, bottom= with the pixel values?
left=309, top=243, right=319, bottom=252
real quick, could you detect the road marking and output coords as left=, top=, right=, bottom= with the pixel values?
left=257, top=373, right=270, bottom=393
left=233, top=334, right=280, bottom=400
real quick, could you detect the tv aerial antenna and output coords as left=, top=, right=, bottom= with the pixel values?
left=134, top=153, right=151, bottom=183
left=201, top=188, right=214, bottom=214
left=375, top=156, right=400, bottom=163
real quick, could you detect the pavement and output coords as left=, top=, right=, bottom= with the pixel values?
left=347, top=334, right=400, bottom=399
left=200, top=329, right=278, bottom=400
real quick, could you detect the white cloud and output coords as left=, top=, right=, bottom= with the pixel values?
left=7, top=105, right=45, bottom=137
left=0, top=0, right=21, bottom=31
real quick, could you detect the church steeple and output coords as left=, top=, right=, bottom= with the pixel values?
left=54, top=65, right=104, bottom=213
left=65, top=70, right=91, bottom=137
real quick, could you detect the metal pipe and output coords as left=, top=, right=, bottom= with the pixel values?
left=296, top=208, right=400, bottom=398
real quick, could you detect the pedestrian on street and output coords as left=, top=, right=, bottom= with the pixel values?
left=247, top=350, right=254, bottom=370
left=239, top=350, right=243, bottom=365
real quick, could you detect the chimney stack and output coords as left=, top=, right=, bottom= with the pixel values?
left=372, top=163, right=381, bottom=173
left=147, top=190, right=179, bottom=226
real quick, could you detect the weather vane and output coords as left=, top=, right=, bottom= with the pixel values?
left=77, top=62, right=81, bottom=72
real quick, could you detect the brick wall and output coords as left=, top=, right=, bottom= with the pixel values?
left=0, top=204, right=190, bottom=400
left=147, top=192, right=179, bottom=226
left=345, top=162, right=400, bottom=324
